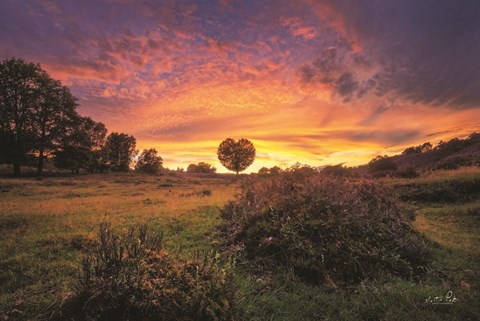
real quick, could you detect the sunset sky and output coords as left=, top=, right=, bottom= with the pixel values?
left=1, top=0, right=480, bottom=172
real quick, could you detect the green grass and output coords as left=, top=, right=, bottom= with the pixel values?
left=1, top=168, right=480, bottom=320
left=383, top=167, right=480, bottom=204
left=227, top=168, right=480, bottom=321
left=0, top=172, right=237, bottom=320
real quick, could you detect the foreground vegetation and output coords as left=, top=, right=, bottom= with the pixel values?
left=234, top=168, right=480, bottom=321
left=1, top=168, right=479, bottom=320
left=0, top=172, right=237, bottom=320
left=220, top=172, right=429, bottom=285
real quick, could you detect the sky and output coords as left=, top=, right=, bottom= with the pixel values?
left=1, top=0, right=480, bottom=172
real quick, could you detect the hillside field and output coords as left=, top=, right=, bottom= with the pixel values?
left=1, top=168, right=479, bottom=320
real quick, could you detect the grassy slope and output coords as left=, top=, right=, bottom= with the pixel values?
left=1, top=168, right=479, bottom=320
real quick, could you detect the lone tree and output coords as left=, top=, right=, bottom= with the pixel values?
left=135, top=148, right=163, bottom=174
left=217, top=138, right=255, bottom=174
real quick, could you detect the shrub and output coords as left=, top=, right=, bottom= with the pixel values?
left=257, top=166, right=283, bottom=176
left=135, top=149, right=163, bottom=174
left=368, top=155, right=397, bottom=176
left=396, top=167, right=419, bottom=178
left=220, top=172, right=430, bottom=285
left=435, top=156, right=470, bottom=170
left=198, top=189, right=212, bottom=197
left=402, top=142, right=432, bottom=155
left=395, top=178, right=480, bottom=203
left=320, top=164, right=350, bottom=177
left=56, top=223, right=237, bottom=321
left=187, top=162, right=217, bottom=173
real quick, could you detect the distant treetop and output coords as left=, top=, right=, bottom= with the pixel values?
left=187, top=162, right=216, bottom=173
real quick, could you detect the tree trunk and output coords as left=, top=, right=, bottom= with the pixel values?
left=13, top=161, right=21, bottom=177
left=37, top=149, right=44, bottom=176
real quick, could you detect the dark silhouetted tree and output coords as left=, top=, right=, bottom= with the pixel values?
left=402, top=142, right=432, bottom=155
left=257, top=167, right=269, bottom=175
left=321, top=164, right=349, bottom=177
left=135, top=148, right=163, bottom=174
left=269, top=166, right=282, bottom=175
left=368, top=155, right=397, bottom=175
left=467, top=132, right=480, bottom=145
left=420, top=142, right=433, bottom=152
left=54, top=116, right=107, bottom=173
left=217, top=138, right=255, bottom=174
left=435, top=138, right=464, bottom=152
left=33, top=78, right=78, bottom=175
left=104, top=132, right=138, bottom=171
left=0, top=57, right=80, bottom=176
left=83, top=119, right=108, bottom=173
left=53, top=145, right=89, bottom=173
left=0, top=58, right=44, bottom=176
left=186, top=162, right=216, bottom=173
left=258, top=166, right=282, bottom=175
left=0, top=131, right=15, bottom=165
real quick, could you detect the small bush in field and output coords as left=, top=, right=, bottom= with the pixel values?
left=57, top=223, right=237, bottom=321
left=220, top=172, right=430, bottom=285
left=198, top=189, right=212, bottom=196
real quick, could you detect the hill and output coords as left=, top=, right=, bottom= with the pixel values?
left=355, top=133, right=480, bottom=176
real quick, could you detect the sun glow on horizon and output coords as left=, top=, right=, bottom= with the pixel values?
left=2, top=0, right=480, bottom=172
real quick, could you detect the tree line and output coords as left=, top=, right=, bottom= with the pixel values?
left=0, top=58, right=147, bottom=176
left=1, top=58, right=258, bottom=176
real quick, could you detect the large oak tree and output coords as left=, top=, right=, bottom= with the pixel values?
left=0, top=58, right=43, bottom=175
left=0, top=58, right=79, bottom=176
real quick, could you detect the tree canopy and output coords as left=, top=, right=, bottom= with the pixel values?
left=0, top=57, right=78, bottom=175
left=104, top=132, right=138, bottom=171
left=54, top=116, right=107, bottom=173
left=217, top=138, right=255, bottom=174
left=368, top=155, right=397, bottom=174
left=135, top=148, right=163, bottom=174
left=258, top=166, right=282, bottom=175
left=186, top=162, right=216, bottom=173
left=402, top=142, right=432, bottom=155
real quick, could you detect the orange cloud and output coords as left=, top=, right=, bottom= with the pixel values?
left=3, top=0, right=479, bottom=173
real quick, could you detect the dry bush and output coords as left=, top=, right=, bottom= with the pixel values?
left=56, top=223, right=238, bottom=321
left=220, top=171, right=430, bottom=285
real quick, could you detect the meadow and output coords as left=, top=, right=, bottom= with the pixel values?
left=1, top=168, right=479, bottom=320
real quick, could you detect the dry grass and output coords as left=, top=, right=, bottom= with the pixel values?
left=1, top=168, right=479, bottom=320
left=0, top=172, right=238, bottom=320
left=414, top=201, right=480, bottom=251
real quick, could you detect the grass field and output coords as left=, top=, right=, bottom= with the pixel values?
left=1, top=168, right=479, bottom=320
